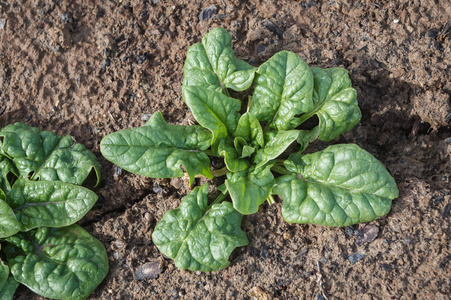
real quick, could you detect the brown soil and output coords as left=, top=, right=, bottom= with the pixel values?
left=1, top=0, right=450, bottom=299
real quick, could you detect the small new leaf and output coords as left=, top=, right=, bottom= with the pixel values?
left=152, top=184, right=248, bottom=271
left=225, top=164, right=275, bottom=215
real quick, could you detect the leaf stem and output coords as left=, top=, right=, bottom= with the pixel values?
left=209, top=190, right=228, bottom=209
left=211, top=167, right=228, bottom=177
left=267, top=194, right=276, bottom=205
left=271, top=164, right=291, bottom=175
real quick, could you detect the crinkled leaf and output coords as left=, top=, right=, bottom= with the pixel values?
left=273, top=144, right=399, bottom=226
left=5, top=225, right=108, bottom=300
left=0, top=199, right=21, bottom=238
left=255, top=130, right=299, bottom=169
left=0, top=260, right=9, bottom=291
left=152, top=184, right=248, bottom=271
left=183, top=27, right=256, bottom=92
left=297, top=127, right=320, bottom=153
left=0, top=276, right=19, bottom=300
left=233, top=113, right=264, bottom=148
left=183, top=86, right=241, bottom=145
left=100, top=112, right=212, bottom=185
left=0, top=155, right=18, bottom=192
left=306, top=67, right=361, bottom=141
left=249, top=51, right=314, bottom=130
left=218, top=138, right=249, bottom=172
left=225, top=164, right=275, bottom=215
left=0, top=123, right=100, bottom=187
left=6, top=179, right=98, bottom=231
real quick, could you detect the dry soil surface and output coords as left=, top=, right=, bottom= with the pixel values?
left=1, top=0, right=450, bottom=299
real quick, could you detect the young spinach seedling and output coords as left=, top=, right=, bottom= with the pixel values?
left=101, top=28, right=398, bottom=272
left=0, top=123, right=108, bottom=299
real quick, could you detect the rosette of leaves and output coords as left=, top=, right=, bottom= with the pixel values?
left=0, top=123, right=108, bottom=300
left=100, top=27, right=399, bottom=272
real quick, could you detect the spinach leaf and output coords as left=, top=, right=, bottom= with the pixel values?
left=5, top=225, right=109, bottom=300
left=152, top=184, right=248, bottom=271
left=299, top=67, right=361, bottom=141
left=225, top=164, right=274, bottom=215
left=249, top=51, right=314, bottom=130
left=7, top=179, right=98, bottom=231
left=0, top=199, right=21, bottom=238
left=183, top=27, right=256, bottom=93
left=0, top=276, right=19, bottom=300
left=0, top=123, right=100, bottom=187
left=272, top=144, right=398, bottom=226
left=100, top=112, right=213, bottom=184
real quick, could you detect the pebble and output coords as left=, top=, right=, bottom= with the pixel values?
left=114, top=166, right=122, bottom=179
left=141, top=113, right=152, bottom=121
left=0, top=18, right=6, bottom=30
left=199, top=5, right=217, bottom=21
left=153, top=181, right=163, bottom=193
left=355, top=225, right=379, bottom=246
left=262, top=19, right=283, bottom=39
left=61, top=12, right=73, bottom=24
left=135, top=260, right=161, bottom=280
left=348, top=253, right=366, bottom=264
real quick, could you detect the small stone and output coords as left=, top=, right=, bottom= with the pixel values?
left=142, top=113, right=152, bottom=121
left=114, top=166, right=122, bottom=179
left=0, top=19, right=6, bottom=30
left=257, top=44, right=267, bottom=54
left=261, top=245, right=268, bottom=259
left=199, top=5, right=217, bottom=21
left=427, top=28, right=439, bottom=38
left=262, top=19, right=283, bottom=38
left=283, top=232, right=292, bottom=240
left=61, top=12, right=73, bottom=24
left=445, top=137, right=451, bottom=144
left=135, top=260, right=161, bottom=280
left=355, top=225, right=379, bottom=246
left=153, top=181, right=163, bottom=193
left=249, top=286, right=271, bottom=300
left=348, top=253, right=366, bottom=264
left=113, top=252, right=121, bottom=260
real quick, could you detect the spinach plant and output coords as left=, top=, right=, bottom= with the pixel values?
left=100, top=28, right=398, bottom=272
left=0, top=123, right=108, bottom=299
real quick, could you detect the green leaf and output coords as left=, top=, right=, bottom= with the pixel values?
left=273, top=144, right=399, bottom=226
left=100, top=112, right=213, bottom=185
left=183, top=28, right=256, bottom=93
left=297, top=127, right=320, bottom=153
left=0, top=123, right=101, bottom=187
left=0, top=155, right=18, bottom=192
left=225, top=164, right=275, bottom=215
left=218, top=138, right=249, bottom=172
left=183, top=86, right=241, bottom=145
left=233, top=113, right=264, bottom=148
left=0, top=259, right=9, bottom=291
left=299, top=67, right=361, bottom=141
left=255, top=130, right=299, bottom=169
left=5, top=224, right=108, bottom=300
left=6, top=179, right=98, bottom=231
left=0, top=199, right=21, bottom=238
left=249, top=51, right=314, bottom=130
left=0, top=276, right=19, bottom=300
left=152, top=184, right=248, bottom=271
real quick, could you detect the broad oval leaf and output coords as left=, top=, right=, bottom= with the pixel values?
left=273, top=144, right=399, bottom=226
left=5, top=225, right=108, bottom=300
left=249, top=51, right=314, bottom=130
left=225, top=165, right=275, bottom=215
left=100, top=112, right=213, bottom=185
left=0, top=199, right=21, bottom=238
left=0, top=123, right=101, bottom=187
left=0, top=276, right=19, bottom=300
left=254, top=130, right=300, bottom=169
left=183, top=86, right=241, bottom=145
left=300, top=67, right=361, bottom=141
left=152, top=184, right=248, bottom=271
left=183, top=27, right=256, bottom=93
left=6, top=179, right=98, bottom=231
